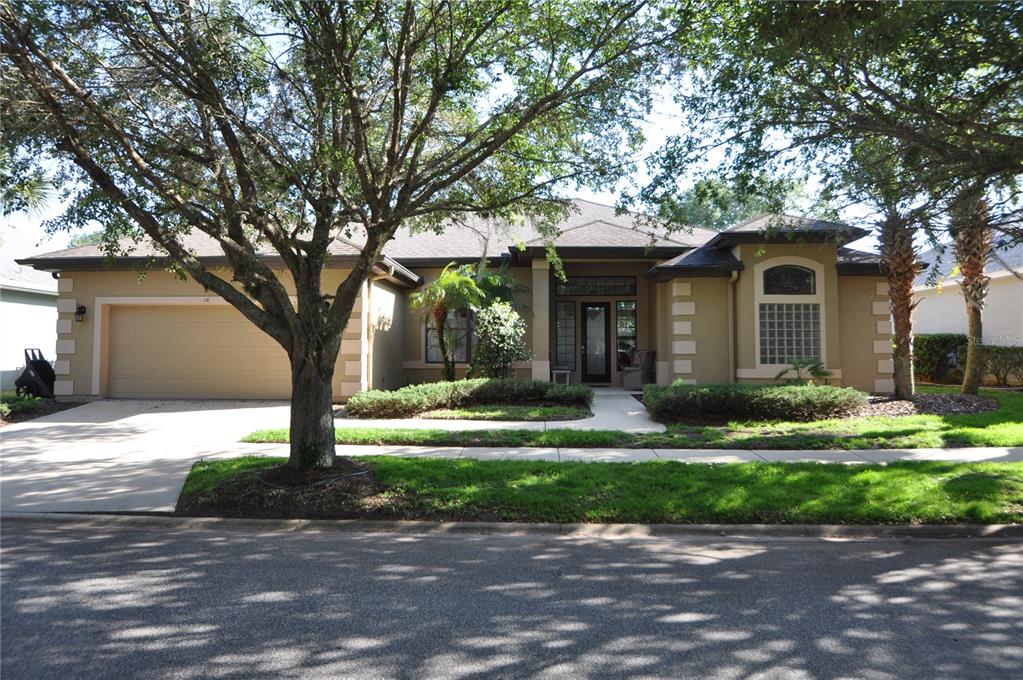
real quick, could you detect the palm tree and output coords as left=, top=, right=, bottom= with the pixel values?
left=950, top=184, right=993, bottom=396
left=410, top=263, right=485, bottom=381
left=878, top=208, right=923, bottom=399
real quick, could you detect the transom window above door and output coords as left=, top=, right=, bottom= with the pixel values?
left=556, top=276, right=636, bottom=296
left=763, top=265, right=816, bottom=295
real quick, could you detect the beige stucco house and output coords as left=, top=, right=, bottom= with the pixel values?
left=18, top=200, right=895, bottom=400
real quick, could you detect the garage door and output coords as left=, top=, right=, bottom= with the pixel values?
left=108, top=305, right=292, bottom=398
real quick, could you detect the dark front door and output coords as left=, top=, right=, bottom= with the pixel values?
left=581, top=302, right=611, bottom=383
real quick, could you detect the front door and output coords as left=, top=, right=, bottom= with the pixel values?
left=581, top=302, right=611, bottom=383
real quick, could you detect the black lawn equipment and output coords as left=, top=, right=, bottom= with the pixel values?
left=14, top=348, right=55, bottom=399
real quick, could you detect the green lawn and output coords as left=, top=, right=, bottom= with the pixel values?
left=421, top=404, right=591, bottom=421
left=243, top=387, right=1023, bottom=450
left=180, top=456, right=1023, bottom=524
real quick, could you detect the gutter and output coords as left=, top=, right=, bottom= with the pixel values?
left=365, top=264, right=398, bottom=388
left=0, top=278, right=58, bottom=296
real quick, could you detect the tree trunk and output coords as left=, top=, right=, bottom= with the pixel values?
left=878, top=212, right=918, bottom=399
left=433, top=306, right=455, bottom=381
left=288, top=349, right=336, bottom=469
left=951, top=186, right=992, bottom=396
left=962, top=302, right=984, bottom=395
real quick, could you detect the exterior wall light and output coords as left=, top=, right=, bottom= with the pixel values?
left=74, top=304, right=87, bottom=322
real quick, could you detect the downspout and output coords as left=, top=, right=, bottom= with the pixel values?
left=365, top=264, right=395, bottom=389
left=727, top=270, right=738, bottom=384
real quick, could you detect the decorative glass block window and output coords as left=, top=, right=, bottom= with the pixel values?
left=556, top=276, right=636, bottom=296
left=426, top=311, right=472, bottom=363
left=759, top=303, right=821, bottom=364
left=763, top=265, right=816, bottom=295
left=554, top=301, right=576, bottom=370
left=615, top=300, right=637, bottom=368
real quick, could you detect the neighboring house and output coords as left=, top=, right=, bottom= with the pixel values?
left=1, top=225, right=58, bottom=391
left=914, top=240, right=1023, bottom=346
left=16, top=200, right=894, bottom=400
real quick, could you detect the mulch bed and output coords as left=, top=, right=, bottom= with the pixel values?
left=0, top=399, right=88, bottom=427
left=855, top=393, right=998, bottom=418
left=176, top=459, right=393, bottom=519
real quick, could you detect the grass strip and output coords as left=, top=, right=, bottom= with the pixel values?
left=181, top=457, right=1023, bottom=524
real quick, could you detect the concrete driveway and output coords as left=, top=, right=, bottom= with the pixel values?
left=0, top=400, right=290, bottom=513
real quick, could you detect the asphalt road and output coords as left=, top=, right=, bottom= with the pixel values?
left=1, top=520, right=1021, bottom=679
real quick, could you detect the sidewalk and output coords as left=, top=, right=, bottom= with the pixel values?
left=238, top=443, right=1023, bottom=464
left=333, top=390, right=666, bottom=434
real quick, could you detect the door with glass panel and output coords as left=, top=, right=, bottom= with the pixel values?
left=581, top=302, right=611, bottom=383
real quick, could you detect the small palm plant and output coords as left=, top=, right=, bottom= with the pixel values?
left=775, top=358, right=832, bottom=385
left=410, top=263, right=485, bottom=381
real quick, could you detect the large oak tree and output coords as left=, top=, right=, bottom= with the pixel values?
left=1, top=0, right=669, bottom=467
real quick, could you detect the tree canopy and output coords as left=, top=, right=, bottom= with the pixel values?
left=1, top=0, right=670, bottom=466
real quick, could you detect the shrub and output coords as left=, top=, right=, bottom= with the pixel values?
left=979, top=346, right=1023, bottom=386
left=468, top=302, right=529, bottom=379
left=914, top=333, right=968, bottom=383
left=643, top=382, right=868, bottom=423
left=345, top=378, right=593, bottom=418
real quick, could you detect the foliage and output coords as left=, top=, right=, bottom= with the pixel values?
left=182, top=456, right=1023, bottom=525
left=410, top=264, right=485, bottom=380
left=643, top=382, right=868, bottom=423
left=468, top=302, right=529, bottom=379
left=914, top=334, right=969, bottom=383
left=474, top=262, right=529, bottom=309
left=345, top=378, right=593, bottom=419
left=68, top=230, right=104, bottom=248
left=651, top=173, right=802, bottom=232
left=1, top=0, right=664, bottom=467
left=0, top=391, right=40, bottom=419
left=246, top=387, right=1023, bottom=450
left=982, top=347, right=1023, bottom=387
left=774, top=359, right=832, bottom=385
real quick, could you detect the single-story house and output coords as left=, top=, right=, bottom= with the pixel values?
left=17, top=200, right=895, bottom=400
left=914, top=240, right=1023, bottom=346
left=1, top=225, right=58, bottom=390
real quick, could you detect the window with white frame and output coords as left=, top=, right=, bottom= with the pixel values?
left=426, top=311, right=473, bottom=363
left=757, top=263, right=822, bottom=365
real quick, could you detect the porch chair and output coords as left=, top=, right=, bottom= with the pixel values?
left=621, top=350, right=656, bottom=390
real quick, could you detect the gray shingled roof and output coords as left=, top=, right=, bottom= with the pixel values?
left=916, top=239, right=1023, bottom=287
left=649, top=245, right=743, bottom=277
left=354, top=199, right=716, bottom=262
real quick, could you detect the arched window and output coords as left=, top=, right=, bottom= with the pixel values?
left=763, top=265, right=816, bottom=295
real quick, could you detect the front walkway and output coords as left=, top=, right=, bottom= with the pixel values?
left=333, top=389, right=666, bottom=433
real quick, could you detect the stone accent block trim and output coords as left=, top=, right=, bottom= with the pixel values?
left=875, top=282, right=889, bottom=296
left=877, top=359, right=894, bottom=374
left=57, top=277, right=74, bottom=293
left=874, top=378, right=895, bottom=394
left=671, top=301, right=696, bottom=316
left=53, top=360, right=71, bottom=375
left=56, top=298, right=77, bottom=314
left=531, top=359, right=550, bottom=381
left=56, top=318, right=73, bottom=335
left=871, top=301, right=889, bottom=316
left=672, top=359, right=692, bottom=374
left=54, top=380, right=74, bottom=396
left=55, top=339, right=76, bottom=355
left=672, top=320, right=692, bottom=336
left=344, top=361, right=361, bottom=377
left=873, top=340, right=892, bottom=355
left=671, top=281, right=691, bottom=297
left=672, top=340, right=696, bottom=355
left=876, top=319, right=892, bottom=335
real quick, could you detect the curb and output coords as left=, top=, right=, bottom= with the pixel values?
left=3, top=512, right=1021, bottom=539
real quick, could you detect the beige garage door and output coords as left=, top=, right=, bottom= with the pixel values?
left=108, top=305, right=292, bottom=398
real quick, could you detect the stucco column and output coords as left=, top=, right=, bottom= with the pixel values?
left=531, top=259, right=551, bottom=380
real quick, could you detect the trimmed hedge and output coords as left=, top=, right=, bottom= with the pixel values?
left=346, top=378, right=594, bottom=418
left=643, top=382, right=868, bottom=423
left=913, top=333, right=968, bottom=383
left=915, top=333, right=1023, bottom=386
